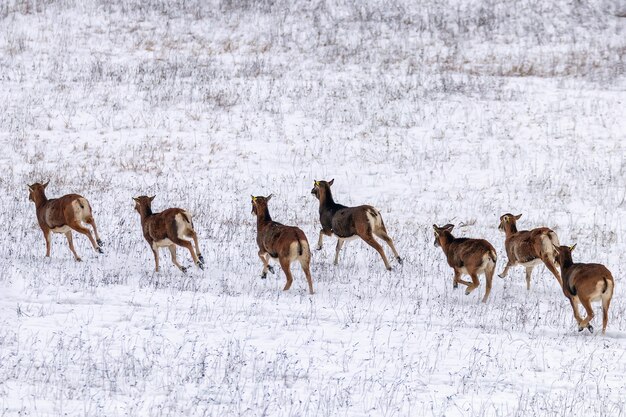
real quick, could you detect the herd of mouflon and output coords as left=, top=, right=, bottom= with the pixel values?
left=27, top=179, right=615, bottom=335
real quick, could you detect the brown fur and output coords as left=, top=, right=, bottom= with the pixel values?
left=498, top=213, right=562, bottom=289
left=133, top=195, right=203, bottom=272
left=252, top=195, right=314, bottom=294
left=433, top=224, right=497, bottom=303
left=554, top=244, right=614, bottom=335
left=28, top=181, right=103, bottom=261
left=311, top=179, right=402, bottom=270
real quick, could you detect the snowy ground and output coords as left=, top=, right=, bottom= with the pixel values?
left=1, top=0, right=626, bottom=415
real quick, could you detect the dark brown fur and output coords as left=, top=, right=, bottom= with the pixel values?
left=498, top=213, right=562, bottom=289
left=554, top=244, right=614, bottom=334
left=311, top=179, right=401, bottom=270
left=133, top=195, right=203, bottom=272
left=433, top=224, right=497, bottom=303
left=28, top=181, right=103, bottom=261
left=252, top=195, right=313, bottom=294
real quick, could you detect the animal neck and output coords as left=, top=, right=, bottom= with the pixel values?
left=138, top=205, right=153, bottom=220
left=32, top=191, right=48, bottom=208
left=559, top=254, right=574, bottom=270
left=319, top=189, right=337, bottom=208
left=439, top=232, right=455, bottom=253
left=256, top=207, right=272, bottom=226
left=559, top=258, right=575, bottom=292
left=504, top=222, right=518, bottom=235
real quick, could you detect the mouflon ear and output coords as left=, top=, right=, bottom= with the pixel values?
left=328, top=179, right=334, bottom=186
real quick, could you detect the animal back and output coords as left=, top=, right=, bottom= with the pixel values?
left=566, top=263, right=613, bottom=297
left=448, top=238, right=495, bottom=269
left=42, top=194, right=88, bottom=228
left=259, top=222, right=303, bottom=258
left=146, top=208, right=185, bottom=241
left=508, top=231, right=541, bottom=263
left=331, top=207, right=366, bottom=237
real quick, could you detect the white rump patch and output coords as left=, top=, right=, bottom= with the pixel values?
left=72, top=198, right=91, bottom=221
left=366, top=209, right=383, bottom=230
left=175, top=213, right=193, bottom=241
left=588, top=280, right=607, bottom=302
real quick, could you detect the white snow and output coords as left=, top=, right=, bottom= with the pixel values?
left=1, top=0, right=626, bottom=416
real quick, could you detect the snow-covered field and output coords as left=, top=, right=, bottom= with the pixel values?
left=1, top=0, right=626, bottom=415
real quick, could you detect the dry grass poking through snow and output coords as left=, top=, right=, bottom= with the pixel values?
left=0, top=0, right=626, bottom=416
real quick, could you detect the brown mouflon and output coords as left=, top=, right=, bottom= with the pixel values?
left=251, top=195, right=314, bottom=294
left=28, top=181, right=103, bottom=261
left=498, top=213, right=562, bottom=289
left=433, top=224, right=497, bottom=303
left=554, top=244, right=614, bottom=334
left=311, top=179, right=401, bottom=270
left=133, top=195, right=204, bottom=272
